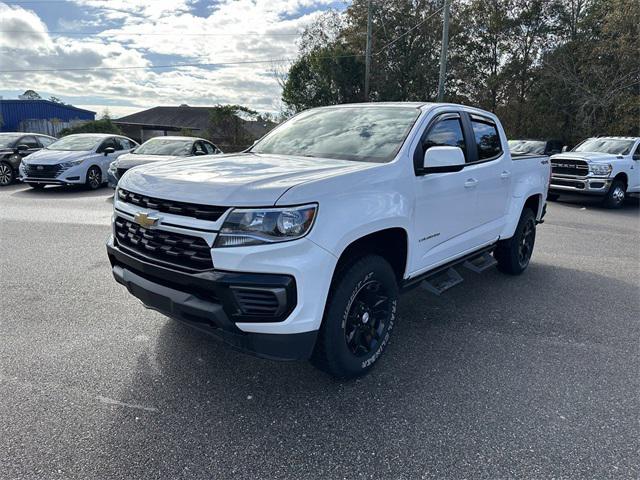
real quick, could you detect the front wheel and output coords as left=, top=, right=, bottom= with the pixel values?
left=602, top=180, right=626, bottom=209
left=86, top=166, right=102, bottom=190
left=494, top=208, right=536, bottom=275
left=0, top=161, right=14, bottom=186
left=311, top=255, right=398, bottom=379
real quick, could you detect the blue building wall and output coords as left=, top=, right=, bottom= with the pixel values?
left=0, top=100, right=95, bottom=133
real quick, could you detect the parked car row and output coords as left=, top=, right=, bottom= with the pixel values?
left=0, top=132, right=222, bottom=190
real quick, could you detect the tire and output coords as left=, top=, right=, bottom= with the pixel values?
left=0, top=161, right=14, bottom=186
left=311, top=255, right=399, bottom=379
left=602, top=179, right=626, bottom=209
left=86, top=166, right=102, bottom=190
left=547, top=193, right=559, bottom=202
left=27, top=183, right=45, bottom=190
left=494, top=208, right=536, bottom=275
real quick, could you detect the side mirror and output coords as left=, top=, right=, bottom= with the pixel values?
left=194, top=150, right=206, bottom=156
left=103, top=146, right=116, bottom=156
left=422, top=146, right=465, bottom=174
left=561, top=146, right=568, bottom=152
left=14, top=144, right=29, bottom=153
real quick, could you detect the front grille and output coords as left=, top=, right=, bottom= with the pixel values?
left=23, top=163, right=68, bottom=179
left=551, top=158, right=589, bottom=177
left=551, top=179, right=585, bottom=189
left=118, top=189, right=227, bottom=222
left=232, top=288, right=282, bottom=317
left=114, top=216, right=213, bottom=271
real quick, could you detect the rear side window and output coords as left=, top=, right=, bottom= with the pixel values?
left=423, top=117, right=466, bottom=156
left=20, top=136, right=40, bottom=148
left=38, top=136, right=55, bottom=147
left=471, top=118, right=502, bottom=160
left=202, top=142, right=215, bottom=154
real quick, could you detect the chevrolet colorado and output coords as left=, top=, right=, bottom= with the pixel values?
left=107, top=102, right=550, bottom=378
left=549, top=136, right=640, bottom=208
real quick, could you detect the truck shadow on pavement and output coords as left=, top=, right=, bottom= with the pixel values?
left=89, top=262, right=640, bottom=478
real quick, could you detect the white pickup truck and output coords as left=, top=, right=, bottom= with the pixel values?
left=549, top=136, right=640, bottom=208
left=107, top=102, right=550, bottom=378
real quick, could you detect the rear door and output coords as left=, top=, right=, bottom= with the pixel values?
left=462, top=113, right=510, bottom=242
left=17, top=136, right=41, bottom=157
left=412, top=111, right=481, bottom=272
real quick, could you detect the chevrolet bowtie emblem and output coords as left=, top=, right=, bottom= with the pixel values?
left=133, top=212, right=159, bottom=229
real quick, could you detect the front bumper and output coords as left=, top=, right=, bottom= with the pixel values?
left=106, top=236, right=317, bottom=361
left=550, top=175, right=612, bottom=195
left=19, top=162, right=86, bottom=185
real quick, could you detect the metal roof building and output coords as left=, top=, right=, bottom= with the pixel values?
left=0, top=99, right=95, bottom=136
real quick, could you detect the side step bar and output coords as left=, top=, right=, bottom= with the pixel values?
left=402, top=244, right=497, bottom=296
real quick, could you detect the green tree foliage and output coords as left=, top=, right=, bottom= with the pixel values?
left=59, top=118, right=123, bottom=137
left=282, top=0, right=639, bottom=145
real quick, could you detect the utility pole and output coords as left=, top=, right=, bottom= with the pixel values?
left=364, top=0, right=372, bottom=102
left=437, top=0, right=451, bottom=102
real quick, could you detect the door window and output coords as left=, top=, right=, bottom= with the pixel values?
left=193, top=141, right=206, bottom=155
left=97, top=138, right=118, bottom=153
left=20, top=136, right=40, bottom=148
left=470, top=118, right=502, bottom=161
left=423, top=117, right=466, bottom=156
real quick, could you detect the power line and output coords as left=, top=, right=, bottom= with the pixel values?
left=0, top=54, right=365, bottom=74
left=374, top=5, right=445, bottom=56
left=0, top=29, right=302, bottom=37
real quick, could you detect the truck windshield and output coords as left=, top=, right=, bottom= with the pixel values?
left=252, top=106, right=421, bottom=162
left=134, top=138, right=194, bottom=156
left=48, top=135, right=104, bottom=151
left=573, top=138, right=635, bottom=155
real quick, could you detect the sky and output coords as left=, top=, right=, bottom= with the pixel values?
left=0, top=0, right=346, bottom=118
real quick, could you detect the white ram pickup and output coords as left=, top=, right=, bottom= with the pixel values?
left=107, top=102, right=550, bottom=378
left=549, top=136, right=640, bottom=208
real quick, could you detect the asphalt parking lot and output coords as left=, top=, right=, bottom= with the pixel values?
left=0, top=183, right=638, bottom=479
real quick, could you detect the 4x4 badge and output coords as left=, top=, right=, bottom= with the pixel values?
left=133, top=212, right=158, bottom=229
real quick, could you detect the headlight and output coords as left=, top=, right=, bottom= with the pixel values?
left=108, top=162, right=117, bottom=173
left=60, top=159, right=84, bottom=168
left=590, top=163, right=612, bottom=176
left=215, top=204, right=317, bottom=247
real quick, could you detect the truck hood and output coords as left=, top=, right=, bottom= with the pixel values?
left=114, top=153, right=181, bottom=169
left=22, top=149, right=90, bottom=165
left=551, top=152, right=622, bottom=163
left=119, top=152, right=378, bottom=206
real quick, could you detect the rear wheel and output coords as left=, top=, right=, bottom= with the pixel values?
left=494, top=208, right=536, bottom=275
left=0, top=162, right=14, bottom=186
left=311, top=255, right=398, bottom=379
left=602, top=179, right=626, bottom=209
left=86, top=166, right=102, bottom=190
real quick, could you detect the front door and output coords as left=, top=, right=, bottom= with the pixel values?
left=411, top=112, right=481, bottom=273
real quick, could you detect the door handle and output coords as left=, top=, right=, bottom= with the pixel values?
left=464, top=178, right=479, bottom=188
left=500, top=170, right=511, bottom=179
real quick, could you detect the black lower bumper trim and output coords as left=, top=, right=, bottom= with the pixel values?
left=107, top=237, right=312, bottom=361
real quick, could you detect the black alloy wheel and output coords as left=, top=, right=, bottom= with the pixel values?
left=86, top=166, right=102, bottom=190
left=0, top=162, right=14, bottom=186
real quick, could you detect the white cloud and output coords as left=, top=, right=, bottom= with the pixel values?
left=0, top=0, right=340, bottom=116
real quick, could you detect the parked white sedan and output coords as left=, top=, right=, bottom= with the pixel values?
left=19, top=133, right=138, bottom=190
